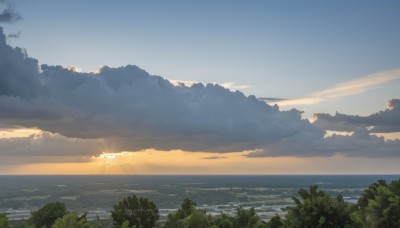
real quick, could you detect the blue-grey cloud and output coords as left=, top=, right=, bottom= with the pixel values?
left=0, top=132, right=102, bottom=164
left=0, top=27, right=399, bottom=159
left=248, top=127, right=400, bottom=157
left=7, top=31, right=20, bottom=38
left=0, top=27, right=315, bottom=154
left=0, top=1, right=21, bottom=24
left=313, top=98, right=400, bottom=133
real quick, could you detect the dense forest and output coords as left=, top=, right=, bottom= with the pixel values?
left=1, top=179, right=399, bottom=228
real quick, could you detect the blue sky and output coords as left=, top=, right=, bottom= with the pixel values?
left=3, top=0, right=400, bottom=116
left=0, top=0, right=400, bottom=174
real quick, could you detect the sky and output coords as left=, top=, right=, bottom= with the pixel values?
left=0, top=0, right=399, bottom=174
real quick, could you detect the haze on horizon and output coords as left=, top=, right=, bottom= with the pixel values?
left=0, top=0, right=399, bottom=175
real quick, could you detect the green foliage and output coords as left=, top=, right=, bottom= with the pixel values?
left=29, top=202, right=67, bottom=228
left=164, top=212, right=185, bottom=228
left=217, top=218, right=233, bottom=228
left=8, top=219, right=35, bottom=228
left=0, top=213, right=10, bottom=228
left=354, top=179, right=400, bottom=228
left=208, top=208, right=263, bottom=228
left=283, top=185, right=355, bottom=228
left=164, top=197, right=197, bottom=228
left=120, top=220, right=130, bottom=228
left=111, top=195, right=159, bottom=228
left=52, top=211, right=92, bottom=228
left=183, top=210, right=210, bottom=228
left=233, top=207, right=260, bottom=228
left=177, top=197, right=197, bottom=219
left=265, top=214, right=283, bottom=228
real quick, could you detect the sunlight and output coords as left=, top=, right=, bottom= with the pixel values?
left=0, top=128, right=41, bottom=139
left=97, top=152, right=118, bottom=159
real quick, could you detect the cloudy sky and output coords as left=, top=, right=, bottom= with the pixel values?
left=0, top=0, right=399, bottom=174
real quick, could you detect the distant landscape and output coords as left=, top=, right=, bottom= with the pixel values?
left=1, top=175, right=399, bottom=221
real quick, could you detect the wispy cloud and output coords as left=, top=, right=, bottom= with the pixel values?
left=202, top=156, right=227, bottom=160
left=219, top=82, right=250, bottom=90
left=268, top=69, right=400, bottom=106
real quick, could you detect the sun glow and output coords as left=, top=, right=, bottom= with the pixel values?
left=94, top=152, right=130, bottom=160
left=97, top=153, right=117, bottom=159
left=0, top=128, right=42, bottom=139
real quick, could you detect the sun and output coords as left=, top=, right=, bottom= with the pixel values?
left=97, top=152, right=118, bottom=159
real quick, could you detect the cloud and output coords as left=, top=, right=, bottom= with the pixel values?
left=202, top=156, right=227, bottom=160
left=7, top=31, right=20, bottom=39
left=170, top=80, right=250, bottom=91
left=219, top=82, right=250, bottom=90
left=248, top=127, right=400, bottom=158
left=0, top=27, right=314, bottom=154
left=0, top=0, right=21, bottom=24
left=250, top=98, right=400, bottom=157
left=258, top=97, right=286, bottom=102
left=0, top=132, right=103, bottom=164
left=269, top=69, right=400, bottom=106
left=313, top=99, right=400, bottom=133
left=0, top=27, right=399, bottom=160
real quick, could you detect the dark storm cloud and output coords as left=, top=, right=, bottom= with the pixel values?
left=0, top=1, right=21, bottom=24
left=0, top=27, right=399, bottom=159
left=313, top=99, right=400, bottom=133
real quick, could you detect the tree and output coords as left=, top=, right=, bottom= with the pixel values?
left=165, top=197, right=197, bottom=228
left=177, top=197, right=197, bottom=219
left=233, top=207, right=260, bottom=228
left=265, top=214, right=283, bottom=228
left=183, top=210, right=210, bottom=228
left=29, top=202, right=67, bottom=228
left=111, top=195, right=159, bottom=228
left=209, top=213, right=234, bottom=228
left=283, top=185, right=355, bottom=228
left=52, top=211, right=93, bottom=228
left=0, top=213, right=10, bottom=228
left=217, top=218, right=233, bottom=228
left=353, top=179, right=400, bottom=227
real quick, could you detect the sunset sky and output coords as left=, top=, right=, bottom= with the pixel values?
left=0, top=0, right=399, bottom=174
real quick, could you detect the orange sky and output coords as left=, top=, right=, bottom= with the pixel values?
left=2, top=149, right=400, bottom=175
left=1, top=128, right=400, bottom=175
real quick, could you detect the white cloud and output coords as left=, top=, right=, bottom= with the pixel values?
left=170, top=80, right=250, bottom=91
left=270, top=69, right=400, bottom=106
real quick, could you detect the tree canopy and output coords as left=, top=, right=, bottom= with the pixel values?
left=352, top=179, right=400, bottom=228
left=0, top=213, right=10, bottom=228
left=29, top=202, right=67, bottom=228
left=52, top=211, right=92, bottom=228
left=111, top=195, right=159, bottom=228
left=282, top=185, right=355, bottom=228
